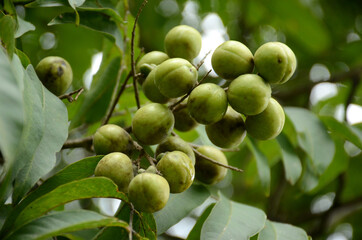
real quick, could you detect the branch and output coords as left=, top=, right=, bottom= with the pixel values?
left=58, top=88, right=84, bottom=102
left=129, top=203, right=134, bottom=240
left=62, top=136, right=93, bottom=150
left=196, top=50, right=211, bottom=70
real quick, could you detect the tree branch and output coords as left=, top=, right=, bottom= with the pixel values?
left=58, top=88, right=84, bottom=102
left=62, top=136, right=93, bottom=150
left=196, top=50, right=211, bottom=70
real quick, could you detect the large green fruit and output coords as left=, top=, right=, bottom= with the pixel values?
left=206, top=107, right=246, bottom=148
left=155, top=136, right=195, bottom=165
left=128, top=173, right=170, bottom=213
left=187, top=83, right=228, bottom=125
left=136, top=51, right=169, bottom=84
left=164, top=25, right=202, bottom=61
left=94, top=152, right=134, bottom=193
left=35, top=56, right=73, bottom=96
left=245, top=98, right=285, bottom=140
left=227, top=74, right=271, bottom=116
left=155, top=58, right=198, bottom=98
left=93, top=124, right=134, bottom=155
left=173, top=100, right=198, bottom=132
left=195, top=146, right=228, bottom=185
left=142, top=68, right=170, bottom=103
left=211, top=41, right=254, bottom=80
left=156, top=151, right=195, bottom=193
left=132, top=103, right=174, bottom=145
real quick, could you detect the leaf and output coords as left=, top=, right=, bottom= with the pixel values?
left=200, top=194, right=266, bottom=240
left=14, top=48, right=31, bottom=68
left=4, top=210, right=128, bottom=240
left=25, top=0, right=69, bottom=7
left=14, top=16, right=35, bottom=38
left=258, top=220, right=309, bottom=240
left=187, top=203, right=215, bottom=240
left=68, top=0, right=86, bottom=8
left=276, top=133, right=302, bottom=185
left=0, top=15, right=16, bottom=58
left=154, top=184, right=210, bottom=234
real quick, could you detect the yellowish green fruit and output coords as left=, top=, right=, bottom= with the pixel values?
left=173, top=100, right=198, bottom=132
left=276, top=42, right=297, bottom=84
left=142, top=68, right=170, bottom=103
left=136, top=51, right=169, bottom=84
left=155, top=136, right=195, bottom=165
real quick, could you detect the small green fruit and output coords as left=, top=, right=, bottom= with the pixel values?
left=142, top=68, right=170, bottom=103
left=136, top=51, right=169, bottom=84
left=94, top=152, right=134, bottom=193
left=128, top=173, right=170, bottom=213
left=164, top=25, right=202, bottom=61
left=173, top=100, right=198, bottom=132
left=227, top=74, right=271, bottom=116
left=146, top=165, right=158, bottom=174
left=157, top=151, right=195, bottom=193
left=276, top=42, right=297, bottom=84
left=155, top=136, right=195, bottom=165
left=188, top=83, right=228, bottom=125
left=206, top=107, right=246, bottom=148
left=155, top=58, right=198, bottom=98
left=211, top=40, right=254, bottom=80
left=93, top=124, right=134, bottom=155
left=245, top=98, right=285, bottom=140
left=132, top=103, right=174, bottom=145
left=35, top=56, right=73, bottom=96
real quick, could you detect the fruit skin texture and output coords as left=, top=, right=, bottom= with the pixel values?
left=93, top=124, right=134, bottom=155
left=155, top=136, right=195, bottom=165
left=94, top=152, right=134, bottom=193
left=187, top=83, right=228, bottom=125
left=195, top=146, right=228, bottom=185
left=35, top=56, right=73, bottom=96
left=132, top=103, right=174, bottom=145
left=206, top=107, right=246, bottom=148
left=142, top=68, right=170, bottom=103
left=136, top=51, right=169, bottom=84
left=227, top=74, right=271, bottom=116
left=155, top=58, right=198, bottom=98
left=173, top=100, right=198, bottom=132
left=211, top=40, right=254, bottom=80
left=164, top=25, right=202, bottom=61
left=128, top=173, right=170, bottom=213
left=245, top=98, right=285, bottom=140
left=156, top=151, right=195, bottom=193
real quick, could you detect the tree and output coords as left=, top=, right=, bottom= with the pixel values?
left=0, top=0, right=362, bottom=239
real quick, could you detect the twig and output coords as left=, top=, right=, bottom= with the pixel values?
left=58, top=88, right=84, bottom=102
left=196, top=50, right=212, bottom=70
left=62, top=136, right=93, bottom=150
left=129, top=203, right=134, bottom=240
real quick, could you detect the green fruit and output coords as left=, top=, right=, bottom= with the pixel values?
left=136, top=51, right=169, bottom=84
left=164, top=25, right=202, bottom=61
left=93, top=124, right=134, bottom=155
left=132, top=103, right=174, bottom=145
left=173, top=100, right=198, bottom=132
left=195, top=146, right=228, bottom=185
left=206, top=107, right=246, bottom=148
left=157, top=151, right=195, bottom=193
left=146, top=165, right=158, bottom=174
left=227, top=74, right=271, bottom=116
left=94, top=152, right=134, bottom=193
left=211, top=40, right=254, bottom=80
left=142, top=68, right=170, bottom=103
left=128, top=173, right=170, bottom=213
left=155, top=58, right=198, bottom=98
left=155, top=136, right=195, bottom=165
left=245, top=98, right=285, bottom=140
left=254, top=42, right=296, bottom=84
left=35, top=56, right=73, bottom=96
left=188, top=83, right=228, bottom=125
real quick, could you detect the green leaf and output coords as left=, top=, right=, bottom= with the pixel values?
left=25, top=0, right=69, bottom=7
left=14, top=16, right=35, bottom=38
left=0, top=15, right=16, bottom=58
left=200, top=194, right=266, bottom=240
left=4, top=210, right=128, bottom=240
left=14, top=48, right=31, bottom=68
left=154, top=184, right=210, bottom=234
left=68, top=0, right=86, bottom=8
left=258, top=220, right=308, bottom=240
left=187, top=203, right=215, bottom=240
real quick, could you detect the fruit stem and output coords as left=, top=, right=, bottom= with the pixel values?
left=58, top=88, right=84, bottom=102
left=196, top=50, right=211, bottom=70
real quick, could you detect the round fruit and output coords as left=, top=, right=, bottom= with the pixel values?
left=227, top=74, right=271, bottom=116
left=211, top=40, right=254, bottom=80
left=136, top=51, right=169, bottom=84
left=155, top=58, right=198, bottom=98
left=173, top=100, right=198, bottom=132
left=276, top=42, right=297, bottom=84
left=206, top=107, right=246, bottom=148
left=93, top=124, right=134, bottom=155
left=94, top=152, right=134, bottom=193
left=132, top=103, right=174, bottom=145
left=164, top=25, right=202, bottom=61
left=142, top=68, right=170, bottom=103
left=155, top=136, right=195, bottom=165
left=128, top=173, right=170, bottom=213
left=35, top=56, right=73, bottom=96
left=245, top=98, right=285, bottom=140
left=195, top=146, right=228, bottom=185
left=188, top=83, right=228, bottom=125
left=157, top=151, right=195, bottom=193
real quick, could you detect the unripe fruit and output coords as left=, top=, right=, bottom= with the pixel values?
left=155, top=136, right=195, bottom=165
left=188, top=83, right=228, bottom=125
left=211, top=41, right=254, bottom=80
left=35, top=56, right=73, bottom=96
left=173, top=100, right=198, bottom=132
left=93, top=124, right=134, bottom=155
left=128, top=173, right=170, bottom=213
left=155, top=58, right=198, bottom=98
left=142, top=68, right=170, bottom=103
left=132, top=103, right=174, bottom=145
left=276, top=43, right=297, bottom=84
left=136, top=51, right=169, bottom=84
left=206, top=107, right=246, bottom=148
left=195, top=146, right=228, bottom=185
left=245, top=98, right=285, bottom=140
left=94, top=152, right=134, bottom=193
left=157, top=151, right=195, bottom=193
left=227, top=74, right=271, bottom=116
left=164, top=25, right=202, bottom=61
left=146, top=165, right=158, bottom=174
